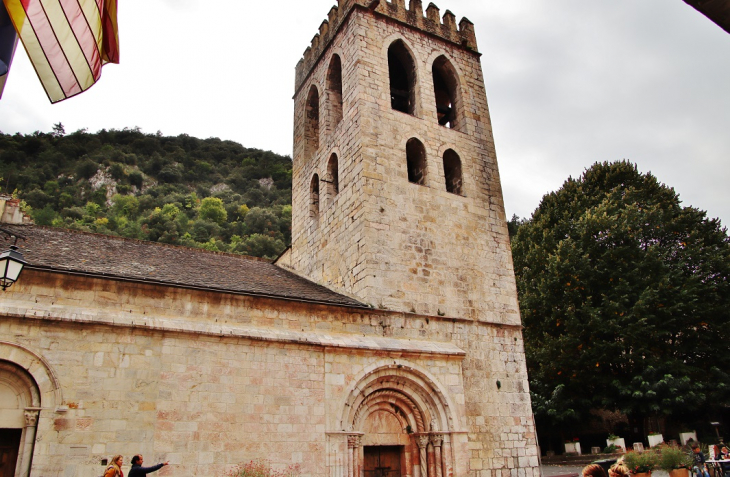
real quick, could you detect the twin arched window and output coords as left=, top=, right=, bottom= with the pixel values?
left=387, top=41, right=463, bottom=131
left=310, top=154, right=339, bottom=225
left=406, top=140, right=464, bottom=195
left=304, top=55, right=343, bottom=160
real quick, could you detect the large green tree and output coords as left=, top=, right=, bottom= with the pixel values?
left=512, top=161, right=730, bottom=432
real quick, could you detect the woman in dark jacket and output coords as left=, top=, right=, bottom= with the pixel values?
left=128, top=455, right=169, bottom=477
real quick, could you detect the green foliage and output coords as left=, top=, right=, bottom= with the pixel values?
left=199, top=197, right=227, bottom=225
left=658, top=446, right=693, bottom=471
left=512, top=161, right=730, bottom=429
left=603, top=444, right=619, bottom=454
left=624, top=449, right=659, bottom=473
left=0, top=129, right=293, bottom=259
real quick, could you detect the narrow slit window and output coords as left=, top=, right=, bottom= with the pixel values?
left=327, top=55, right=343, bottom=128
left=310, top=174, right=320, bottom=221
left=327, top=153, right=339, bottom=195
left=432, top=56, right=463, bottom=130
left=443, top=149, right=463, bottom=195
left=406, top=138, right=427, bottom=186
left=305, top=85, right=320, bottom=158
left=388, top=40, right=417, bottom=115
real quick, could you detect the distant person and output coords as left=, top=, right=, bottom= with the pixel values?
left=128, top=454, right=169, bottom=476
left=608, top=463, right=630, bottom=477
left=583, top=464, right=608, bottom=477
left=104, top=455, right=124, bottom=477
left=719, top=446, right=730, bottom=477
left=692, top=444, right=710, bottom=477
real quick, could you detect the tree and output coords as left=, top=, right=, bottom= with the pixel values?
left=512, top=161, right=730, bottom=431
left=198, top=197, right=227, bottom=225
left=51, top=122, right=66, bottom=137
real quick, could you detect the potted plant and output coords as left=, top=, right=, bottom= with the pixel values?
left=607, top=433, right=627, bottom=453
left=647, top=432, right=664, bottom=448
left=624, top=449, right=659, bottom=477
left=565, top=438, right=582, bottom=455
left=659, top=446, right=693, bottom=477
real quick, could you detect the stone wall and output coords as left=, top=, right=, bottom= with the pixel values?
left=0, top=271, right=538, bottom=477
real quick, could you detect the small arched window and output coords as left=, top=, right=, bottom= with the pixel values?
left=388, top=40, right=417, bottom=115
left=327, top=55, right=343, bottom=129
left=327, top=153, right=339, bottom=195
left=432, top=55, right=463, bottom=130
left=443, top=149, right=463, bottom=195
left=305, top=85, right=320, bottom=158
left=310, top=174, right=320, bottom=221
left=406, top=138, right=427, bottom=186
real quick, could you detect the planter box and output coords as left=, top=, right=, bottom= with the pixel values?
left=565, top=442, right=582, bottom=455
left=679, top=432, right=697, bottom=445
left=607, top=438, right=626, bottom=453
left=669, top=469, right=689, bottom=477
left=647, top=434, right=663, bottom=448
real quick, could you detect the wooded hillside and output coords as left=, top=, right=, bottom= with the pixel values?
left=0, top=126, right=293, bottom=259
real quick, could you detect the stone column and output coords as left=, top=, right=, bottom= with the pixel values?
left=430, top=434, right=444, bottom=477
left=442, top=435, right=454, bottom=477
left=347, top=434, right=362, bottom=477
left=417, top=435, right=430, bottom=477
left=19, top=409, right=39, bottom=477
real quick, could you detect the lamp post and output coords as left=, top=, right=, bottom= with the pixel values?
left=0, top=227, right=27, bottom=291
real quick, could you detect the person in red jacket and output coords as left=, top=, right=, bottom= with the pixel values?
left=128, top=454, right=169, bottom=477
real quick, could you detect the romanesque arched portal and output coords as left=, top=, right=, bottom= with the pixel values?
left=0, top=341, right=62, bottom=477
left=334, top=363, right=458, bottom=477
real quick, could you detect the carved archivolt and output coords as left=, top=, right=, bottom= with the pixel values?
left=340, top=362, right=455, bottom=433
left=0, top=341, right=63, bottom=410
left=352, top=388, right=425, bottom=433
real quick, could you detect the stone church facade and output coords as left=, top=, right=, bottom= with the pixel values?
left=0, top=1, right=539, bottom=476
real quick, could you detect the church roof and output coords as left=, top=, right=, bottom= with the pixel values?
left=1, top=225, right=365, bottom=308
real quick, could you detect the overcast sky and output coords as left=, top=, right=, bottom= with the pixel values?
left=1, top=1, right=728, bottom=225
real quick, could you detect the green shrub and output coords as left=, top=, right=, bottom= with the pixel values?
left=624, top=449, right=659, bottom=473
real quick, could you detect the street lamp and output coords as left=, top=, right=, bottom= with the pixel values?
left=0, top=227, right=27, bottom=291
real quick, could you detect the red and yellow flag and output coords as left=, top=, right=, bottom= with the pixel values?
left=2, top=0, right=119, bottom=103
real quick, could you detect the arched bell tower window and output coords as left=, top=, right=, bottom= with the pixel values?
left=327, top=54, right=343, bottom=129
left=326, top=153, right=339, bottom=195
left=305, top=85, right=320, bottom=158
left=406, top=138, right=427, bottom=186
left=310, top=174, right=320, bottom=222
left=432, top=55, right=463, bottom=130
left=388, top=40, right=417, bottom=115
left=443, top=149, right=463, bottom=195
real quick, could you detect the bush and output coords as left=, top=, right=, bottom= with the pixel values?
left=604, top=444, right=619, bottom=454
left=659, top=446, right=693, bottom=471
left=76, top=158, right=98, bottom=179
left=624, top=449, right=659, bottom=473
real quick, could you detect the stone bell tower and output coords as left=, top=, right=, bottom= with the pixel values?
left=287, top=0, right=520, bottom=328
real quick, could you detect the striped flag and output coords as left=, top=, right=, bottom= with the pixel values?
left=0, top=1, right=18, bottom=98
left=2, top=0, right=119, bottom=103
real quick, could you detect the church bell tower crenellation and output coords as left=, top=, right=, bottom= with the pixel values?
left=295, top=1, right=477, bottom=94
